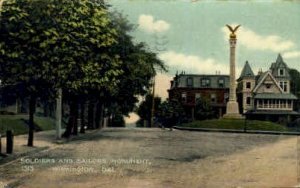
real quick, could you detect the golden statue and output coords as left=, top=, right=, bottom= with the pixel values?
left=226, top=24, right=241, bottom=39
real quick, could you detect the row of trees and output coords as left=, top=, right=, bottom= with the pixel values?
left=136, top=94, right=217, bottom=128
left=0, top=0, right=165, bottom=146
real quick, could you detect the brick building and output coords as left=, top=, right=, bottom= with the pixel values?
left=168, top=72, right=230, bottom=119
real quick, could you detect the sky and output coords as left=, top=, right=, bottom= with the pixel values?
left=107, top=0, right=300, bottom=100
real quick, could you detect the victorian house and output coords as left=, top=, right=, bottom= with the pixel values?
left=237, top=54, right=298, bottom=122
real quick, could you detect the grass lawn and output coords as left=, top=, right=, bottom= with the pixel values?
left=0, top=114, right=61, bottom=136
left=180, top=119, right=289, bottom=132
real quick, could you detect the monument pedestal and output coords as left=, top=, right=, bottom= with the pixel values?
left=223, top=101, right=244, bottom=119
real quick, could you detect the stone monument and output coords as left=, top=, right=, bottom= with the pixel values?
left=223, top=25, right=243, bottom=119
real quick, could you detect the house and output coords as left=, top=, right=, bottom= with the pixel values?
left=237, top=54, right=299, bottom=122
left=168, top=72, right=230, bottom=119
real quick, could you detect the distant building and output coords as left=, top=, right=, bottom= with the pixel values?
left=168, top=54, right=299, bottom=123
left=237, top=54, right=299, bottom=122
left=168, top=72, right=230, bottom=119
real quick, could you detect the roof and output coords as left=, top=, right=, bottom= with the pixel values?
left=173, top=74, right=230, bottom=89
left=256, top=71, right=268, bottom=83
left=254, top=93, right=298, bottom=100
left=276, top=53, right=284, bottom=64
left=245, top=110, right=300, bottom=115
left=253, top=71, right=284, bottom=93
left=238, top=61, right=255, bottom=80
left=176, top=74, right=229, bottom=77
left=269, top=54, right=291, bottom=79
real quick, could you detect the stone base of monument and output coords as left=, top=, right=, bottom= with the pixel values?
left=223, top=113, right=244, bottom=119
left=223, top=101, right=244, bottom=119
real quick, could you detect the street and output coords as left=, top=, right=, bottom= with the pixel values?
left=0, top=128, right=298, bottom=188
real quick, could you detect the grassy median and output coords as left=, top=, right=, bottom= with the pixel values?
left=180, top=119, right=288, bottom=132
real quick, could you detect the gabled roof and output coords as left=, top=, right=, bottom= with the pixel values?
left=269, top=54, right=287, bottom=70
left=269, top=54, right=291, bottom=79
left=238, top=61, right=255, bottom=81
left=274, top=54, right=288, bottom=69
left=256, top=71, right=268, bottom=84
left=253, top=71, right=284, bottom=93
left=276, top=53, right=284, bottom=64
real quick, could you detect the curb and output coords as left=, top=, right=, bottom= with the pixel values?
left=173, top=126, right=300, bottom=136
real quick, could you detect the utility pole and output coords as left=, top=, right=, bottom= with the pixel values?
left=56, top=88, right=62, bottom=139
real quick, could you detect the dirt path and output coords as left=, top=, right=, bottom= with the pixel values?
left=0, top=128, right=298, bottom=187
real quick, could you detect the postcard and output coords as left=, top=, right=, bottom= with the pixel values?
left=0, top=0, right=300, bottom=187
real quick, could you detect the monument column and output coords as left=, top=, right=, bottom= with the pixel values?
left=223, top=25, right=242, bottom=119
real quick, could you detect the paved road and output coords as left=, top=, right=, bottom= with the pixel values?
left=0, top=128, right=299, bottom=188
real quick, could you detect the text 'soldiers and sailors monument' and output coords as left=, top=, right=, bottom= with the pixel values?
left=223, top=24, right=243, bottom=119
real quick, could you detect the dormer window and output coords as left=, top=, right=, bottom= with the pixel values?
left=201, top=78, right=210, bottom=87
left=278, top=69, right=285, bottom=76
left=187, top=77, right=193, bottom=87
left=218, top=79, right=224, bottom=88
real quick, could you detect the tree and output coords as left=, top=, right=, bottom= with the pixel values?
left=290, top=69, right=300, bottom=111
left=103, top=12, right=166, bottom=127
left=0, top=0, right=122, bottom=144
left=136, top=94, right=162, bottom=127
left=194, top=98, right=215, bottom=120
left=156, top=99, right=185, bottom=128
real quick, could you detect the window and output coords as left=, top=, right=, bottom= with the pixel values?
left=279, top=81, right=288, bottom=92
left=181, top=93, right=187, bottom=102
left=218, top=79, right=225, bottom=88
left=278, top=69, right=285, bottom=76
left=266, top=83, right=271, bottom=89
left=201, top=78, right=210, bottom=87
left=195, top=93, right=201, bottom=102
left=246, top=82, right=251, bottom=89
left=211, top=93, right=216, bottom=103
left=187, top=77, right=193, bottom=87
left=246, top=97, right=251, bottom=105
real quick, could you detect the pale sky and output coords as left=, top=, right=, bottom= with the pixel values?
left=108, top=0, right=300, bottom=100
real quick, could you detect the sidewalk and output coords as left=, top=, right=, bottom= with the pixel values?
left=0, top=129, right=99, bottom=165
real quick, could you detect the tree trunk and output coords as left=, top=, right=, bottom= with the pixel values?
left=62, top=97, right=78, bottom=138
left=43, top=101, right=49, bottom=117
left=15, top=98, right=20, bottom=114
left=27, top=95, right=36, bottom=147
left=93, top=101, right=97, bottom=128
left=72, top=100, right=78, bottom=135
left=80, top=101, right=86, bottom=133
left=49, top=101, right=55, bottom=118
left=100, top=103, right=104, bottom=128
left=87, top=100, right=95, bottom=129
left=95, top=101, right=102, bottom=129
